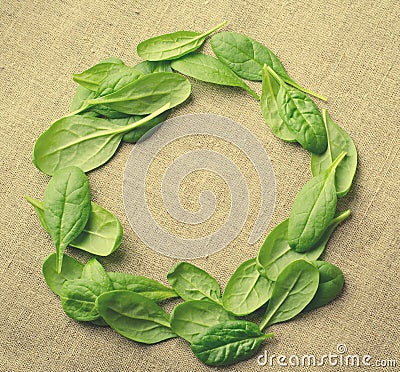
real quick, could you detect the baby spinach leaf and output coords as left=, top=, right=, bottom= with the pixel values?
left=71, top=90, right=128, bottom=119
left=171, top=53, right=259, bottom=100
left=73, top=62, right=121, bottom=91
left=25, top=195, right=49, bottom=231
left=95, top=65, right=143, bottom=97
left=257, top=210, right=351, bottom=281
left=222, top=258, right=274, bottom=316
left=276, top=84, right=327, bottom=154
left=167, top=262, right=222, bottom=304
left=137, top=21, right=227, bottom=61
left=134, top=60, right=172, bottom=74
left=81, top=258, right=112, bottom=290
left=191, top=320, right=273, bottom=366
left=211, top=31, right=289, bottom=81
left=74, top=59, right=142, bottom=96
left=71, top=57, right=125, bottom=113
left=266, top=67, right=327, bottom=153
left=85, top=72, right=191, bottom=115
left=66, top=258, right=111, bottom=325
left=43, top=166, right=91, bottom=272
left=288, top=152, right=346, bottom=252
left=304, top=261, right=344, bottom=312
left=210, top=32, right=327, bottom=101
left=311, top=110, right=357, bottom=197
left=61, top=278, right=106, bottom=321
left=96, top=290, right=177, bottom=344
left=260, top=260, right=319, bottom=330
left=33, top=104, right=170, bottom=175
left=91, top=105, right=131, bottom=119
left=261, top=65, right=296, bottom=142
left=110, top=110, right=169, bottom=143
left=108, top=272, right=178, bottom=302
left=71, top=58, right=132, bottom=117
left=26, top=197, right=123, bottom=256
left=170, top=300, right=236, bottom=342
left=68, top=202, right=123, bottom=256
left=42, top=253, right=84, bottom=297
left=91, top=318, right=108, bottom=327
left=99, top=57, right=125, bottom=64
left=70, top=85, right=97, bottom=112
left=90, top=315, right=108, bottom=327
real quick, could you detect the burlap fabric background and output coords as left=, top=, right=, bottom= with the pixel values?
left=1, top=0, right=399, bottom=371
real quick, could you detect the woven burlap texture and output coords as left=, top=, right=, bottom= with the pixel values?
left=1, top=0, right=399, bottom=371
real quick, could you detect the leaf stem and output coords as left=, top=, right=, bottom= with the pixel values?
left=64, top=104, right=92, bottom=118
left=327, top=151, right=347, bottom=173
left=266, top=66, right=327, bottom=101
left=246, top=86, right=260, bottom=100
left=284, top=79, right=327, bottom=102
left=263, top=332, right=274, bottom=339
left=113, top=103, right=171, bottom=134
left=322, top=108, right=328, bottom=124
left=332, top=209, right=351, bottom=223
left=25, top=195, right=43, bottom=210
left=259, top=317, right=269, bottom=331
left=201, top=20, right=229, bottom=38
left=266, top=66, right=283, bottom=84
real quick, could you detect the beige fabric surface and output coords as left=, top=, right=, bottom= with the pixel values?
left=1, top=0, right=399, bottom=371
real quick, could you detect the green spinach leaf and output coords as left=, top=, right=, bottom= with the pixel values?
left=276, top=84, right=327, bottom=154
left=91, top=105, right=131, bottom=119
left=71, top=89, right=130, bottom=119
left=96, top=290, right=177, bottom=344
left=73, top=62, right=142, bottom=94
left=70, top=85, right=97, bottom=112
left=110, top=110, right=169, bottom=143
left=171, top=53, right=259, bottom=100
left=134, top=60, right=172, bottom=74
left=43, top=166, right=91, bottom=272
left=211, top=32, right=289, bottom=81
left=222, top=258, right=274, bottom=316
left=210, top=32, right=326, bottom=100
left=84, top=72, right=191, bottom=115
left=33, top=104, right=170, bottom=175
left=167, top=262, right=222, bottom=304
left=108, top=272, right=177, bottom=302
left=170, top=300, right=236, bottom=342
left=191, top=320, right=273, bottom=366
left=62, top=271, right=112, bottom=325
left=26, top=196, right=123, bottom=256
left=288, top=151, right=346, bottom=252
left=99, top=57, right=125, bottom=64
left=311, top=110, right=357, bottom=197
left=81, top=258, right=112, bottom=290
left=260, top=260, right=319, bottom=329
left=137, top=21, right=227, bottom=61
left=266, top=67, right=327, bottom=153
left=91, top=318, right=108, bottom=327
left=257, top=210, right=350, bottom=280
left=25, top=195, right=49, bottom=231
left=95, top=65, right=143, bottom=97
left=42, top=253, right=83, bottom=297
left=70, top=57, right=127, bottom=116
left=304, top=261, right=344, bottom=312
left=261, top=65, right=296, bottom=142
left=61, top=278, right=106, bottom=321
left=67, top=202, right=123, bottom=256
left=73, top=62, right=120, bottom=91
